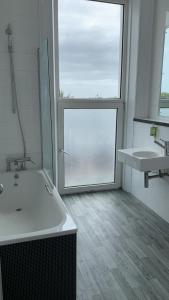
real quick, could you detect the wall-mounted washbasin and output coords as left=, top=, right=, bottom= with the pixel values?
left=132, top=151, right=159, bottom=158
left=118, top=147, right=169, bottom=172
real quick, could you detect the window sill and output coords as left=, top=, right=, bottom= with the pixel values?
left=134, top=117, right=169, bottom=128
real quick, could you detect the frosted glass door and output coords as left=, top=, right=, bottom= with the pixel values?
left=64, top=109, right=117, bottom=187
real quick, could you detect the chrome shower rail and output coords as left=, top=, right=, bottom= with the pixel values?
left=5, top=24, right=27, bottom=158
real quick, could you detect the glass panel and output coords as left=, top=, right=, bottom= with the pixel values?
left=64, top=109, right=117, bottom=187
left=59, top=0, right=123, bottom=99
left=39, top=39, right=54, bottom=181
left=159, top=12, right=169, bottom=116
left=160, top=108, right=169, bottom=116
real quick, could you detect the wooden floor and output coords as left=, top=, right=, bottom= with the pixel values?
left=63, top=190, right=169, bottom=300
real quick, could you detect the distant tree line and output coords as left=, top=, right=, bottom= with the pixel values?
left=161, top=92, right=169, bottom=99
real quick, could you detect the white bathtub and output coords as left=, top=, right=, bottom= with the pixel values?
left=0, top=170, right=77, bottom=246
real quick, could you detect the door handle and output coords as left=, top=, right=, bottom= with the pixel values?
left=58, top=149, right=71, bottom=156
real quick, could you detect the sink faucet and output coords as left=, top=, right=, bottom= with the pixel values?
left=154, top=139, right=169, bottom=156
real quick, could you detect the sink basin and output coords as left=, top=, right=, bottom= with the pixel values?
left=118, top=147, right=169, bottom=172
left=132, top=151, right=159, bottom=158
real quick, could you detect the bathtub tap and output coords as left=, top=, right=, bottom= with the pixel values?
left=6, top=157, right=35, bottom=172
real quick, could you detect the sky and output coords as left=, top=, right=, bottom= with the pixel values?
left=58, top=0, right=123, bottom=98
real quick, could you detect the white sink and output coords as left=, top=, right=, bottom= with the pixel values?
left=118, top=147, right=169, bottom=172
left=132, top=151, right=159, bottom=158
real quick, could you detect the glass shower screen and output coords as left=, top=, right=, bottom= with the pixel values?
left=39, top=39, right=54, bottom=182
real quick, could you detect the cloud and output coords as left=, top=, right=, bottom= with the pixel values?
left=58, top=0, right=123, bottom=98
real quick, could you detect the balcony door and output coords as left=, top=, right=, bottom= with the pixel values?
left=58, top=101, right=123, bottom=194
left=57, top=0, right=127, bottom=194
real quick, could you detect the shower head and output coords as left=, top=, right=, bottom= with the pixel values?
left=5, top=24, right=12, bottom=36
left=5, top=24, right=13, bottom=52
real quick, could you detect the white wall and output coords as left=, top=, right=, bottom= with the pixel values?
left=132, top=122, right=169, bottom=222
left=124, top=0, right=169, bottom=222
left=0, top=0, right=41, bottom=171
left=123, top=0, right=139, bottom=191
left=134, top=0, right=155, bottom=118
left=123, top=0, right=155, bottom=191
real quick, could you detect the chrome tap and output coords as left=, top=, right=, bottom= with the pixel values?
left=6, top=157, right=36, bottom=172
left=0, top=184, right=4, bottom=194
left=154, top=139, right=169, bottom=156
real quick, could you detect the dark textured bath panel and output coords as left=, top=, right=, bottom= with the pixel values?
left=0, top=234, right=76, bottom=300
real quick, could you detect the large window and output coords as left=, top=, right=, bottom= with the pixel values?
left=58, top=0, right=124, bottom=99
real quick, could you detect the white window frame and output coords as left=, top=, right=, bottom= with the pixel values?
left=56, top=0, right=128, bottom=194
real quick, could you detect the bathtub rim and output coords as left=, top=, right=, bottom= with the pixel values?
left=0, top=169, right=77, bottom=246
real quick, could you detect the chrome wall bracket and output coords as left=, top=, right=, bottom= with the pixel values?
left=144, top=170, right=169, bottom=188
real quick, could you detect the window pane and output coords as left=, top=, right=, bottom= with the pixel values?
left=161, top=28, right=169, bottom=99
left=64, top=109, right=117, bottom=187
left=160, top=108, right=169, bottom=116
left=59, top=0, right=123, bottom=99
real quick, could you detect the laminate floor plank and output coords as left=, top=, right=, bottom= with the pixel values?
left=63, top=190, right=169, bottom=300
